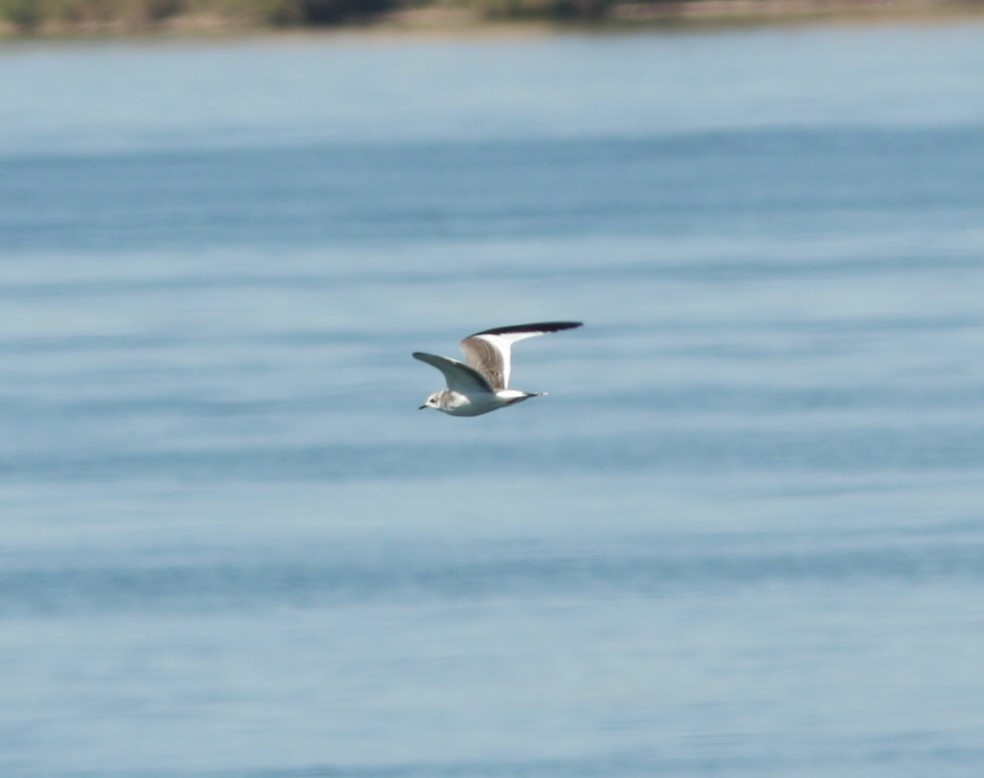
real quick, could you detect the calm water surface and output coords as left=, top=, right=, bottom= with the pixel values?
left=2, top=23, right=984, bottom=777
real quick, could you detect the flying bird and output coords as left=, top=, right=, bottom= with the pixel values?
left=414, top=321, right=583, bottom=417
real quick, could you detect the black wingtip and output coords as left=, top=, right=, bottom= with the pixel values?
left=471, top=321, right=583, bottom=337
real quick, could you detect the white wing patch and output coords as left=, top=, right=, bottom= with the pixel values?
left=460, top=322, right=582, bottom=390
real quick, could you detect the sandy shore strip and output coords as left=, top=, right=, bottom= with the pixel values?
left=1, top=0, right=983, bottom=38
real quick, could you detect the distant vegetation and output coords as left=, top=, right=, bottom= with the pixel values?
left=0, top=0, right=391, bottom=29
left=1, top=0, right=981, bottom=33
left=0, top=0, right=385, bottom=30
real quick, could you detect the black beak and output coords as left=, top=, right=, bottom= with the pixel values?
left=418, top=404, right=427, bottom=410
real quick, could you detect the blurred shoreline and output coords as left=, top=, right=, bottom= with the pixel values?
left=2, top=0, right=983, bottom=39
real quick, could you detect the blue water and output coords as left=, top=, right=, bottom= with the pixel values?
left=3, top=23, right=984, bottom=777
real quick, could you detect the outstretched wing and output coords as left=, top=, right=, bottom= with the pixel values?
left=459, top=321, right=582, bottom=390
left=412, top=352, right=495, bottom=394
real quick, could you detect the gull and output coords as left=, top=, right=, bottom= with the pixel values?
left=414, top=321, right=583, bottom=417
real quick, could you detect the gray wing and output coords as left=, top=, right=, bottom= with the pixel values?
left=460, top=321, right=583, bottom=390
left=412, top=352, right=495, bottom=394
left=459, top=336, right=507, bottom=391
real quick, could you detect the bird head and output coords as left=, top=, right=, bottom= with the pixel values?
left=419, top=393, right=441, bottom=411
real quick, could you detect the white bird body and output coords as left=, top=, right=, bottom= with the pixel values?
left=414, top=321, right=582, bottom=417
